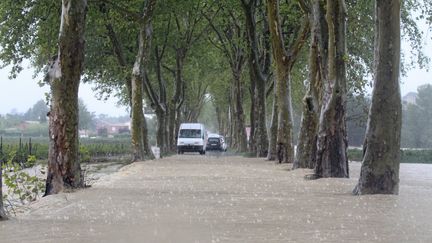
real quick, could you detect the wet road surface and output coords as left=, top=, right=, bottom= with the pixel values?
left=1, top=154, right=431, bottom=242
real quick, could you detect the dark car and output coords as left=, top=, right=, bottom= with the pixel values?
left=206, top=136, right=227, bottom=151
left=206, top=137, right=224, bottom=151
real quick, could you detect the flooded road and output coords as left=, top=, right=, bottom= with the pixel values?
left=1, top=154, right=431, bottom=242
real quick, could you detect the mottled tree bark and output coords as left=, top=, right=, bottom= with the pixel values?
left=353, top=0, right=401, bottom=195
left=131, top=63, right=146, bottom=160
left=242, top=0, right=269, bottom=157
left=154, top=45, right=168, bottom=155
left=0, top=166, right=7, bottom=220
left=294, top=0, right=323, bottom=169
left=233, top=71, right=248, bottom=152
left=249, top=75, right=257, bottom=153
left=168, top=104, right=177, bottom=151
left=229, top=103, right=236, bottom=148
left=267, top=0, right=294, bottom=163
left=267, top=78, right=278, bottom=161
left=229, top=75, right=240, bottom=150
left=167, top=48, right=186, bottom=151
left=131, top=0, right=156, bottom=161
left=155, top=108, right=167, bottom=154
left=254, top=71, right=268, bottom=157
left=44, top=0, right=87, bottom=195
left=142, top=43, right=169, bottom=156
left=141, top=105, right=154, bottom=159
left=267, top=0, right=308, bottom=163
left=313, top=0, right=349, bottom=178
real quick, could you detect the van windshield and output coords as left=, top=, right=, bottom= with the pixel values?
left=179, top=129, right=201, bottom=138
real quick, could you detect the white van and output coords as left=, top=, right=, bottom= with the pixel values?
left=177, top=123, right=207, bottom=155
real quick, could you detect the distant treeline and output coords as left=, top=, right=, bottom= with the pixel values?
left=346, top=84, right=432, bottom=149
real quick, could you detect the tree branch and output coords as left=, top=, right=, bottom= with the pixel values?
left=296, top=0, right=311, bottom=14
left=287, top=16, right=310, bottom=69
left=143, top=71, right=160, bottom=110
left=162, top=64, right=175, bottom=75
left=91, top=0, right=142, bottom=22
left=203, top=11, right=233, bottom=64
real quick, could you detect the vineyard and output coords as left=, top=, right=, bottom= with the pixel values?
left=348, top=147, right=432, bottom=164
left=0, top=136, right=133, bottom=167
left=2, top=136, right=432, bottom=167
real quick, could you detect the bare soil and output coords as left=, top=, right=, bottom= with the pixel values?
left=1, top=154, right=431, bottom=242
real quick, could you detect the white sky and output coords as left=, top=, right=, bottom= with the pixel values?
left=0, top=63, right=128, bottom=116
left=400, top=20, right=432, bottom=94
left=0, top=26, right=431, bottom=116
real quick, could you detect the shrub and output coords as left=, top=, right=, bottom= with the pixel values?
left=2, top=153, right=45, bottom=209
left=79, top=145, right=91, bottom=163
left=348, top=148, right=363, bottom=161
left=401, top=149, right=432, bottom=164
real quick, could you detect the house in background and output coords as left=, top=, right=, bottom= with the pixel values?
left=95, top=120, right=130, bottom=137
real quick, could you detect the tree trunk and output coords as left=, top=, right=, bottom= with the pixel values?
left=131, top=73, right=154, bottom=160
left=267, top=0, right=295, bottom=163
left=152, top=46, right=168, bottom=155
left=168, top=48, right=186, bottom=151
left=276, top=70, right=295, bottom=164
left=131, top=65, right=146, bottom=160
left=168, top=105, right=176, bottom=151
left=242, top=0, right=269, bottom=157
left=45, top=0, right=87, bottom=195
left=0, top=165, right=7, bottom=220
left=229, top=103, right=235, bottom=148
left=249, top=75, right=257, bottom=154
left=255, top=70, right=268, bottom=157
left=175, top=108, right=182, bottom=142
left=267, top=78, right=278, bottom=161
left=314, top=0, right=348, bottom=178
left=353, top=0, right=401, bottom=195
left=163, top=108, right=170, bottom=154
left=294, top=0, right=323, bottom=169
left=131, top=0, right=156, bottom=161
left=233, top=71, right=248, bottom=152
left=142, top=104, right=154, bottom=159
left=155, top=108, right=167, bottom=155
left=295, top=83, right=320, bottom=168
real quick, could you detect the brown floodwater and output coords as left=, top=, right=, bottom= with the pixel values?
left=1, top=154, right=431, bottom=242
